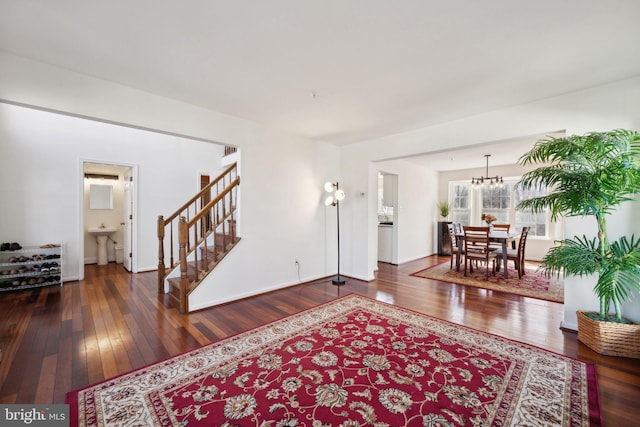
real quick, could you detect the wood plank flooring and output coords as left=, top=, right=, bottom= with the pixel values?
left=1, top=256, right=639, bottom=425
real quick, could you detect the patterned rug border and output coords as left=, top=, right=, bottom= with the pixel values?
left=411, top=260, right=565, bottom=303
left=66, top=294, right=601, bottom=426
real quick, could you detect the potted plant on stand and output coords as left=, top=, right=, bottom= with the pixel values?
left=438, top=200, right=450, bottom=220
left=437, top=201, right=452, bottom=255
left=517, top=129, right=640, bottom=358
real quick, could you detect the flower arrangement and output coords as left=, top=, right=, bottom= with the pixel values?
left=481, top=213, right=497, bottom=225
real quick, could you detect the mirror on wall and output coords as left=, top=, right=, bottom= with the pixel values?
left=89, top=184, right=113, bottom=209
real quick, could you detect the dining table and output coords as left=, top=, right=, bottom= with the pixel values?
left=454, top=229, right=520, bottom=279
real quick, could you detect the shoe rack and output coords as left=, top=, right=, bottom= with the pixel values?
left=0, top=244, right=62, bottom=292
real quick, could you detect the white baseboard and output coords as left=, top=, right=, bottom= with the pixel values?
left=84, top=256, right=117, bottom=265
left=189, top=273, right=329, bottom=312
left=560, top=320, right=578, bottom=332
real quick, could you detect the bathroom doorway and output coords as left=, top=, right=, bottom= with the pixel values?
left=80, top=161, right=138, bottom=279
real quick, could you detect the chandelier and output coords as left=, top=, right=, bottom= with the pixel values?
left=471, top=154, right=504, bottom=188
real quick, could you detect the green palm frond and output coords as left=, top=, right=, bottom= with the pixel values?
left=594, top=236, right=640, bottom=319
left=517, top=130, right=640, bottom=320
left=539, top=236, right=601, bottom=278
left=517, top=130, right=640, bottom=218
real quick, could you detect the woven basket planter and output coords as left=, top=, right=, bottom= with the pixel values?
left=577, top=311, right=640, bottom=358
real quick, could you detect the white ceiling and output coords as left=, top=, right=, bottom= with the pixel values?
left=1, top=1, right=639, bottom=153
left=401, top=129, right=570, bottom=171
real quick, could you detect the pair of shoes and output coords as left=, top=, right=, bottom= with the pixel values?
left=41, top=262, right=59, bottom=273
left=1, top=242, right=22, bottom=251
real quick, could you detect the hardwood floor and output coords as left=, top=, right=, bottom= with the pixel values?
left=1, top=256, right=639, bottom=425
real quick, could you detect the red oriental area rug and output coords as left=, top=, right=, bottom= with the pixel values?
left=66, top=295, right=600, bottom=426
left=411, top=262, right=564, bottom=303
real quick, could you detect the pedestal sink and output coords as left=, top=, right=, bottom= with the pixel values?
left=88, top=227, right=117, bottom=265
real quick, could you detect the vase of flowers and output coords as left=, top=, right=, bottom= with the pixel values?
left=481, top=213, right=496, bottom=226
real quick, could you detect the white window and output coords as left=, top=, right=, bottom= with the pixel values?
left=450, top=183, right=470, bottom=226
left=448, top=178, right=549, bottom=237
left=481, top=184, right=511, bottom=224
left=514, top=182, right=549, bottom=237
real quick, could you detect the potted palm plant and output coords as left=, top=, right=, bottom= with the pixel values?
left=517, top=129, right=640, bottom=358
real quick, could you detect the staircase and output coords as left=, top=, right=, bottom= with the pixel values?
left=157, top=162, right=240, bottom=313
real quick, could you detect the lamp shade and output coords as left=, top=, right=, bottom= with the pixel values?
left=324, top=196, right=335, bottom=206
left=335, top=189, right=345, bottom=201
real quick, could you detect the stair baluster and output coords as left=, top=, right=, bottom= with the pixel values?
left=158, top=162, right=240, bottom=313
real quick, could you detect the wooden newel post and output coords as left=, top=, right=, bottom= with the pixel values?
left=178, top=216, right=189, bottom=314
left=157, top=215, right=165, bottom=293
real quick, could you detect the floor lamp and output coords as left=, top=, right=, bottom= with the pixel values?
left=324, top=181, right=346, bottom=285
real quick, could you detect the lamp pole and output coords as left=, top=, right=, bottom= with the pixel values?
left=333, top=187, right=345, bottom=286
left=325, top=181, right=346, bottom=286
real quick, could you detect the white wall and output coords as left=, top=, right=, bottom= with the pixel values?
left=0, top=103, right=226, bottom=279
left=561, top=196, right=640, bottom=329
left=2, top=51, right=639, bottom=325
left=190, top=129, right=339, bottom=309
left=340, top=76, right=640, bottom=327
left=0, top=52, right=339, bottom=308
left=374, top=159, right=438, bottom=264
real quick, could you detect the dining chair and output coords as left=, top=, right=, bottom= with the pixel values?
left=490, top=223, right=514, bottom=249
left=492, top=223, right=510, bottom=232
left=495, top=226, right=530, bottom=278
left=447, top=223, right=463, bottom=270
left=463, top=226, right=497, bottom=280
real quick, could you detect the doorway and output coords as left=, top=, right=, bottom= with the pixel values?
left=80, top=160, right=138, bottom=279
left=123, top=168, right=135, bottom=272
left=377, top=171, right=398, bottom=264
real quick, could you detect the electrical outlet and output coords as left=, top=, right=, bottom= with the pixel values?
left=294, top=257, right=300, bottom=266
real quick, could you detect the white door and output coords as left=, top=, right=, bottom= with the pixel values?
left=123, top=169, right=133, bottom=271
